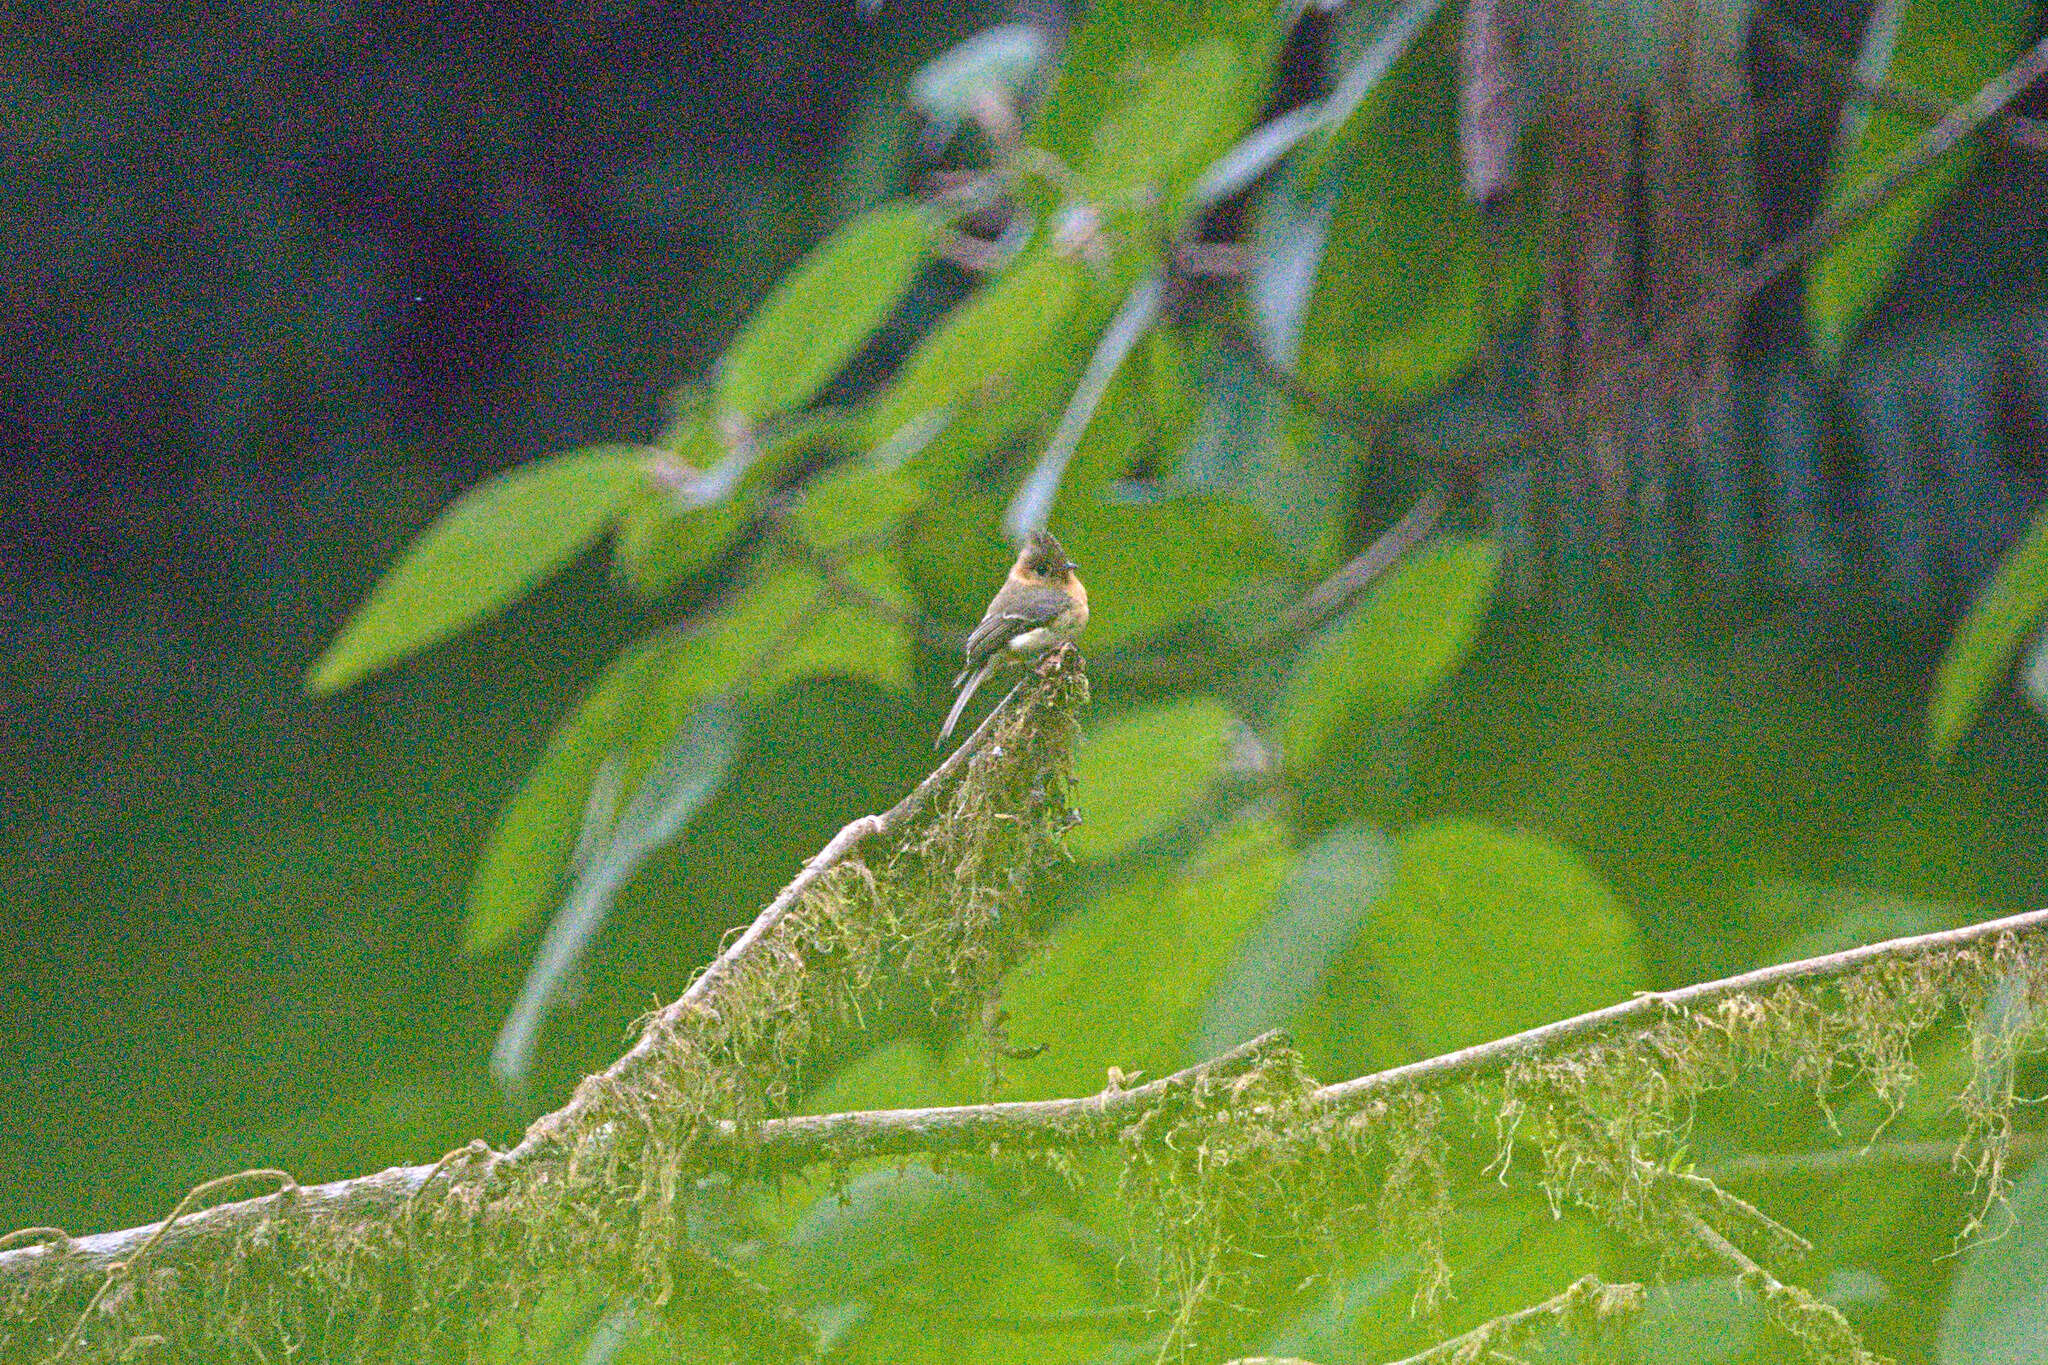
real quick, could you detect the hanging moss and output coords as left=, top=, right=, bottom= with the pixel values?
left=7, top=655, right=2048, bottom=1365
left=2, top=656, right=1087, bottom=1365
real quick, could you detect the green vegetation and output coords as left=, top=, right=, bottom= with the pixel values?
left=9, top=1, right=2048, bottom=1362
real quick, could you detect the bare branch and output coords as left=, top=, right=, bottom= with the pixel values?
left=1760, top=16, right=2048, bottom=153
left=1727, top=34, right=2048, bottom=312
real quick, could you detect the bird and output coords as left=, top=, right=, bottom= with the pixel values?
left=937, top=529, right=1089, bottom=746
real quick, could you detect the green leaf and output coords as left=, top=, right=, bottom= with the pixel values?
left=1030, top=0, right=1278, bottom=176
left=1290, top=818, right=1647, bottom=1077
left=1295, top=10, right=1539, bottom=406
left=1069, top=697, right=1237, bottom=861
left=1939, top=1154, right=2048, bottom=1363
left=612, top=489, right=752, bottom=598
left=1805, top=0, right=2032, bottom=367
left=1056, top=490, right=1290, bottom=647
left=776, top=1168, right=1119, bottom=1364
left=1928, top=505, right=2048, bottom=760
left=756, top=551, right=915, bottom=697
left=1194, top=822, right=1396, bottom=1056
left=308, top=447, right=649, bottom=695
left=979, top=817, right=1292, bottom=1101
left=674, top=550, right=915, bottom=700
left=867, top=252, right=1083, bottom=447
left=1083, top=39, right=1256, bottom=213
left=1279, top=537, right=1498, bottom=769
left=790, top=463, right=925, bottom=550
left=488, top=701, right=741, bottom=1090
left=462, top=633, right=696, bottom=955
left=1267, top=1199, right=1608, bottom=1362
left=716, top=201, right=931, bottom=422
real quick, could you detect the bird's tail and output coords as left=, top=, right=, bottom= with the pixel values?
left=937, top=658, right=996, bottom=748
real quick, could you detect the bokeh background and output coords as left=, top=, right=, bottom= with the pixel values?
left=6, top=0, right=2048, bottom=1360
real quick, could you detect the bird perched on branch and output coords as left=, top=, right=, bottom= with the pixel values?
left=938, top=530, right=1089, bottom=746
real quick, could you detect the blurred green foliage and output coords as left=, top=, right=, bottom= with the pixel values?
left=295, top=0, right=2048, bottom=1358
left=1804, top=0, right=2034, bottom=368
left=14, top=0, right=2048, bottom=1361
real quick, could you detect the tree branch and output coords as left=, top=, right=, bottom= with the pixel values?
left=1369, top=1273, right=1644, bottom=1365
left=1759, top=16, right=2048, bottom=154
left=1706, top=1129, right=2048, bottom=1182
left=0, top=649, right=1087, bottom=1300
left=13, top=905, right=2046, bottom=1292
left=1724, top=33, right=2048, bottom=315
left=1315, top=904, right=2048, bottom=1108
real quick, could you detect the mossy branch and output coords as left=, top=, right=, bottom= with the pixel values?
left=6, top=709, right=2048, bottom=1364
left=1, top=647, right=1091, bottom=1361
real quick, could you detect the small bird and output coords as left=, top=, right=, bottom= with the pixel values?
left=938, top=529, right=1089, bottom=746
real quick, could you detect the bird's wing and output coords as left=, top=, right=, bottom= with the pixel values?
left=962, top=584, right=1074, bottom=665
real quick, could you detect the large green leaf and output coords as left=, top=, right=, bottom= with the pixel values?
left=1805, top=0, right=2032, bottom=367
left=1068, top=697, right=1237, bottom=862
left=1279, top=537, right=1499, bottom=769
left=1938, top=1154, right=2048, bottom=1363
left=487, top=700, right=741, bottom=1091
left=308, top=447, right=649, bottom=695
left=612, top=488, right=752, bottom=599
left=1056, top=489, right=1291, bottom=647
left=463, top=633, right=699, bottom=955
left=1290, top=818, right=1647, bottom=1077
left=677, top=553, right=915, bottom=700
left=790, top=463, right=925, bottom=550
left=1294, top=11, right=1538, bottom=406
left=1178, top=345, right=1361, bottom=572
left=464, top=536, right=909, bottom=956
left=755, top=551, right=915, bottom=697
left=1082, top=39, right=1256, bottom=214
left=1029, top=0, right=1278, bottom=176
left=1928, top=505, right=2048, bottom=760
left=716, top=201, right=931, bottom=422
left=866, top=253, right=1083, bottom=448
left=1194, top=821, right=1396, bottom=1056
left=775, top=1168, right=1119, bottom=1365
left=978, top=816, right=1293, bottom=1101
left=1266, top=1200, right=1609, bottom=1362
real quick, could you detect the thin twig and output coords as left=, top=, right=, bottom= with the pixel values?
left=1706, top=1129, right=2048, bottom=1182
left=1370, top=1273, right=1643, bottom=1365
left=1275, top=486, right=1453, bottom=638
left=1101, top=481, right=1456, bottom=689
left=1725, top=34, right=2048, bottom=314
left=1760, top=16, right=2048, bottom=153
left=1676, top=1205, right=1879, bottom=1361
